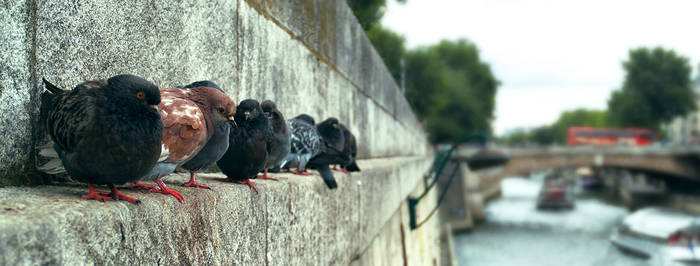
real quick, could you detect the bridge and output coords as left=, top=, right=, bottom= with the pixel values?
left=442, top=145, right=700, bottom=230
left=468, top=145, right=700, bottom=181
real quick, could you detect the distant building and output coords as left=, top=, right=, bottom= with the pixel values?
left=665, top=67, right=700, bottom=144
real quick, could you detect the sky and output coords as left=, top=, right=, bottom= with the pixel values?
left=382, top=0, right=700, bottom=135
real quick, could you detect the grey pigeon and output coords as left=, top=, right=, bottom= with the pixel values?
left=280, top=114, right=321, bottom=175
left=260, top=100, right=290, bottom=179
left=38, top=74, right=163, bottom=204
left=179, top=81, right=235, bottom=189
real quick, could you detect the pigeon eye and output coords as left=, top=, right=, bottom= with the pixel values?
left=218, top=107, right=225, bottom=114
left=136, top=92, right=144, bottom=99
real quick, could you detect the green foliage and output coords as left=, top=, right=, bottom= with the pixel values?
left=348, top=1, right=498, bottom=143
left=366, top=25, right=406, bottom=82
left=607, top=47, right=696, bottom=129
left=346, top=0, right=407, bottom=30
left=405, top=40, right=499, bottom=143
left=501, top=108, right=607, bottom=145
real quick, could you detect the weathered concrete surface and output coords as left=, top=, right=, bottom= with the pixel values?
left=350, top=179, right=440, bottom=266
left=0, top=0, right=428, bottom=185
left=0, top=156, right=433, bottom=265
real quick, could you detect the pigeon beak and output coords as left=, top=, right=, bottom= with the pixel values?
left=151, top=105, right=159, bottom=110
left=229, top=119, right=237, bottom=128
left=244, top=111, right=251, bottom=120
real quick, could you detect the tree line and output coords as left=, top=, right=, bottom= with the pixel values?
left=501, top=47, right=697, bottom=145
left=348, top=0, right=499, bottom=143
left=347, top=0, right=696, bottom=145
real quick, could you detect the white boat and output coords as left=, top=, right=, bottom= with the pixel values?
left=610, top=207, right=700, bottom=264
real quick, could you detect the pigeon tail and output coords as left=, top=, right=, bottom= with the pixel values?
left=316, top=164, right=338, bottom=189
left=37, top=146, right=67, bottom=174
left=37, top=158, right=67, bottom=174
left=42, top=78, right=63, bottom=94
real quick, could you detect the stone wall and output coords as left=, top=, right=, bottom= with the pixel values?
left=0, top=0, right=437, bottom=265
left=0, top=0, right=428, bottom=186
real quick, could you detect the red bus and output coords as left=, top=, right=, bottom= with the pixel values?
left=567, top=127, right=656, bottom=146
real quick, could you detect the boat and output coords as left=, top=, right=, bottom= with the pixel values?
left=610, top=207, right=700, bottom=263
left=536, top=176, right=575, bottom=209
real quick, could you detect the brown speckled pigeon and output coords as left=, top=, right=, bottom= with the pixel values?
left=132, top=84, right=236, bottom=202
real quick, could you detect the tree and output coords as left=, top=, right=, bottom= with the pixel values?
left=405, top=40, right=499, bottom=143
left=607, top=47, right=695, bottom=129
left=503, top=108, right=607, bottom=145
left=346, top=0, right=407, bottom=30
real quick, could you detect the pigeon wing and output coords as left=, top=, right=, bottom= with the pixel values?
left=42, top=83, right=100, bottom=152
left=159, top=91, right=208, bottom=164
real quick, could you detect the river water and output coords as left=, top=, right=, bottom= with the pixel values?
left=454, top=176, right=657, bottom=266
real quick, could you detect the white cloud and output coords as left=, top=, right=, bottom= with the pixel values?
left=382, top=0, right=700, bottom=135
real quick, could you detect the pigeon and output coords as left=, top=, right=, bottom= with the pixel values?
left=179, top=81, right=235, bottom=189
left=306, top=117, right=347, bottom=189
left=132, top=84, right=236, bottom=202
left=339, top=123, right=360, bottom=173
left=260, top=100, right=290, bottom=179
left=37, top=74, right=163, bottom=204
left=216, top=99, right=273, bottom=192
left=280, top=114, right=321, bottom=175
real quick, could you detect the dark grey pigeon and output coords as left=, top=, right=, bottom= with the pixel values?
left=179, top=81, right=235, bottom=189
left=339, top=123, right=360, bottom=172
left=260, top=100, right=290, bottom=179
left=37, top=74, right=163, bottom=204
left=280, top=114, right=321, bottom=175
left=307, top=117, right=347, bottom=189
left=216, top=99, right=274, bottom=193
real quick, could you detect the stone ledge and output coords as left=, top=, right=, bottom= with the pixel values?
left=0, top=156, right=432, bottom=265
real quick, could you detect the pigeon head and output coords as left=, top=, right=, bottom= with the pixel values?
left=106, top=74, right=161, bottom=106
left=184, top=86, right=236, bottom=126
left=207, top=89, right=236, bottom=126
left=261, top=100, right=287, bottom=133
left=294, top=114, right=316, bottom=125
left=235, top=99, right=265, bottom=123
left=261, top=100, right=281, bottom=120
left=317, top=117, right=344, bottom=151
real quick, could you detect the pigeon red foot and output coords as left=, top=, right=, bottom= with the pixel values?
left=257, top=169, right=278, bottom=181
left=342, top=166, right=349, bottom=174
left=130, top=181, right=156, bottom=190
left=293, top=166, right=313, bottom=176
left=131, top=181, right=184, bottom=203
left=82, top=184, right=141, bottom=204
left=151, top=180, right=184, bottom=203
left=82, top=184, right=112, bottom=201
left=183, top=172, right=210, bottom=189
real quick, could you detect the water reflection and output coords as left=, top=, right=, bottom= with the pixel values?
left=454, top=175, right=658, bottom=266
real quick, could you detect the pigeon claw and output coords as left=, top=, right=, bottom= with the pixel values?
left=293, top=166, right=313, bottom=176
left=153, top=180, right=184, bottom=203
left=107, top=184, right=141, bottom=204
left=82, top=184, right=112, bottom=202
left=257, top=169, right=278, bottom=181
left=183, top=172, right=210, bottom=189
left=239, top=179, right=259, bottom=193
left=130, top=181, right=156, bottom=191
left=341, top=166, right=349, bottom=174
